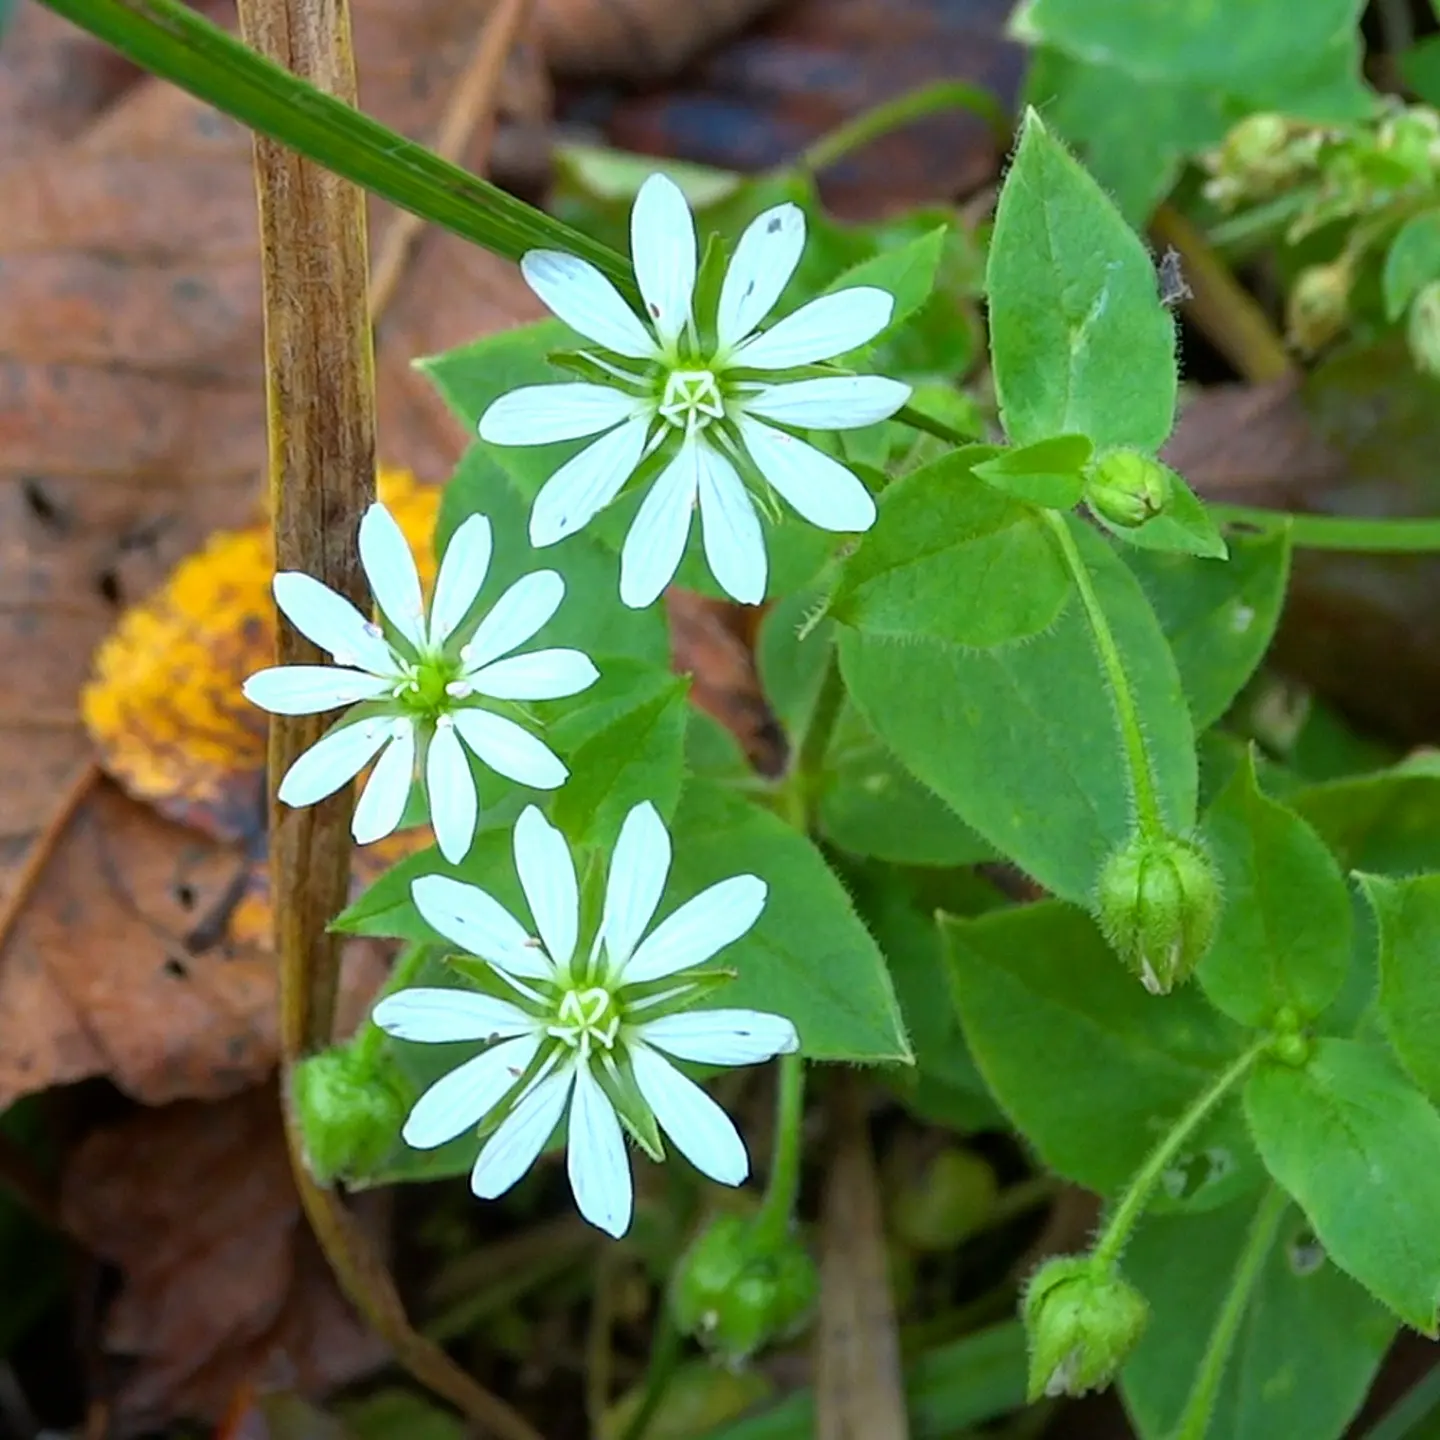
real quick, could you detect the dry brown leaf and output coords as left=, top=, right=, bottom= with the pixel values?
left=61, top=1088, right=390, bottom=1434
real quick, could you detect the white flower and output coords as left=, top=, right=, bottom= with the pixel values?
left=243, top=503, right=598, bottom=864
left=372, top=802, right=800, bottom=1238
left=477, top=173, right=912, bottom=610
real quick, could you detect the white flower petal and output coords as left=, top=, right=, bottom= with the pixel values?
left=472, top=1066, right=575, bottom=1199
left=427, top=719, right=479, bottom=864
left=638, top=1008, right=800, bottom=1066
left=618, top=439, right=699, bottom=610
left=620, top=874, right=767, bottom=985
left=352, top=723, right=416, bottom=844
left=741, top=375, right=910, bottom=430
left=568, top=1062, right=633, bottom=1237
left=514, top=806, right=579, bottom=970
left=467, top=649, right=599, bottom=703
left=630, top=1044, right=748, bottom=1186
left=529, top=415, right=652, bottom=549
left=428, top=513, right=492, bottom=649
left=359, top=503, right=427, bottom=652
left=479, top=384, right=646, bottom=447
left=734, top=286, right=894, bottom=369
left=372, top=987, right=534, bottom=1043
left=738, top=415, right=877, bottom=532
left=276, top=715, right=393, bottom=808
left=717, top=202, right=806, bottom=351
left=452, top=709, right=568, bottom=791
left=272, top=572, right=395, bottom=674
left=631, top=173, right=697, bottom=349
left=463, top=571, right=565, bottom=673
left=401, top=1034, right=542, bottom=1149
left=696, top=443, right=766, bottom=606
left=521, top=251, right=658, bottom=359
left=411, top=873, right=554, bottom=980
left=242, top=666, right=390, bottom=716
left=602, top=801, right=671, bottom=977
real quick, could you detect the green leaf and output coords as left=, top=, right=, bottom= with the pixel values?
left=1198, top=751, right=1352, bottom=1027
left=840, top=520, right=1196, bottom=904
left=818, top=704, right=995, bottom=868
left=1120, top=1194, right=1394, bottom=1440
left=944, top=900, right=1259, bottom=1206
left=40, top=0, right=632, bottom=288
left=828, top=449, right=1072, bottom=646
left=549, top=674, right=690, bottom=850
left=1402, top=35, right=1440, bottom=107
left=987, top=109, right=1177, bottom=452
left=1095, top=463, right=1228, bottom=560
left=971, top=433, right=1091, bottom=509
left=756, top=588, right=833, bottom=742
left=820, top=225, right=947, bottom=338
left=1383, top=211, right=1440, bottom=321
left=667, top=783, right=910, bottom=1063
left=1124, top=526, right=1291, bottom=730
left=1292, top=760, right=1440, bottom=875
left=1361, top=873, right=1440, bottom=1107
left=1244, top=1038, right=1440, bottom=1334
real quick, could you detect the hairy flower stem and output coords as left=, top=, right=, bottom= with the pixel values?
left=753, top=1050, right=807, bottom=1249
left=1043, top=512, right=1165, bottom=839
left=1091, top=1040, right=1268, bottom=1273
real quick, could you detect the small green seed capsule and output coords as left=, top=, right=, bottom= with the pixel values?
left=292, top=1044, right=409, bottom=1184
left=1096, top=834, right=1222, bottom=995
left=1084, top=450, right=1172, bottom=529
left=1287, top=261, right=1352, bottom=355
left=670, top=1213, right=819, bottom=1364
left=1022, top=1255, right=1150, bottom=1402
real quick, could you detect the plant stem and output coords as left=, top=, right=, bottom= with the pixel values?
left=1212, top=506, right=1440, bottom=553
left=753, top=1050, right=807, bottom=1249
left=39, top=0, right=631, bottom=293
left=1151, top=204, right=1294, bottom=385
left=1170, top=1186, right=1288, bottom=1440
left=617, top=1310, right=684, bottom=1440
left=794, top=648, right=846, bottom=791
left=1091, top=1040, right=1268, bottom=1272
left=795, top=79, right=1008, bottom=177
left=1043, top=512, right=1164, bottom=839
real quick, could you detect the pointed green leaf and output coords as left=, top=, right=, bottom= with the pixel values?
left=971, top=434, right=1091, bottom=509
left=987, top=109, right=1177, bottom=451
left=1094, top=464, right=1228, bottom=559
left=1361, top=873, right=1440, bottom=1107
left=1198, top=751, right=1352, bottom=1026
left=1244, top=1039, right=1440, bottom=1334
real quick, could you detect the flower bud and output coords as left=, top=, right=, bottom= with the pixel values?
left=1407, top=282, right=1440, bottom=379
left=670, top=1213, right=819, bottom=1364
left=1096, top=834, right=1221, bottom=994
left=1286, top=261, right=1352, bottom=354
left=292, top=1044, right=409, bottom=1184
left=1378, top=107, right=1440, bottom=182
left=1022, top=1256, right=1149, bottom=1402
left=1084, top=450, right=1171, bottom=529
left=1204, top=113, right=1309, bottom=207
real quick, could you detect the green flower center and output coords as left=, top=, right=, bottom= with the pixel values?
left=392, top=655, right=464, bottom=722
left=549, top=984, right=621, bottom=1052
left=658, top=368, right=726, bottom=433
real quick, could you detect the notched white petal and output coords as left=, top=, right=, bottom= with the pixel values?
left=452, top=709, right=568, bottom=792
left=359, top=503, right=426, bottom=652
left=620, top=873, right=767, bottom=985
left=630, top=1044, right=748, bottom=1186
left=467, top=649, right=599, bottom=703
left=742, top=375, right=910, bottom=430
left=471, top=1066, right=574, bottom=1199
left=521, top=251, right=658, bottom=359
left=402, top=1034, right=542, bottom=1150
left=272, top=572, right=395, bottom=674
left=242, top=665, right=390, bottom=716
left=717, top=202, right=806, bottom=351
left=479, top=384, right=645, bottom=448
left=372, top=987, right=533, bottom=1044
left=463, top=570, right=566, bottom=674
left=618, top=440, right=699, bottom=610
left=529, top=415, right=651, bottom=548
left=352, top=722, right=416, bottom=844
left=631, top=172, right=697, bottom=349
left=514, top=806, right=579, bottom=971
left=602, top=801, right=671, bottom=977
left=427, top=719, right=478, bottom=864
left=696, top=443, right=766, bottom=606
left=638, top=1007, right=800, bottom=1066
left=734, top=287, right=894, bottom=369
left=277, top=716, right=393, bottom=808
left=411, top=873, right=551, bottom=979
left=428, top=513, right=493, bottom=649
left=739, top=416, right=877, bottom=532
left=568, top=1063, right=633, bottom=1237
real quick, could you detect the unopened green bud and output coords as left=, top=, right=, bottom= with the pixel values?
left=890, top=1146, right=999, bottom=1252
left=293, top=1043, right=409, bottom=1184
left=1022, top=1256, right=1149, bottom=1402
left=670, top=1213, right=819, bottom=1363
left=1287, top=261, right=1352, bottom=354
left=1097, top=834, right=1221, bottom=994
left=1084, top=449, right=1171, bottom=529
left=1378, top=107, right=1440, bottom=181
left=1407, top=282, right=1440, bottom=378
left=1204, top=113, right=1311, bottom=207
